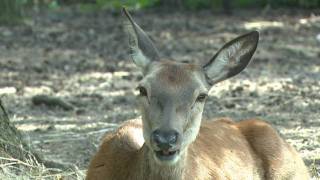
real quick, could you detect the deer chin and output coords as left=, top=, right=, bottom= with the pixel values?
left=152, top=149, right=181, bottom=165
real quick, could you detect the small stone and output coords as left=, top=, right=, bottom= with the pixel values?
left=2, top=30, right=13, bottom=37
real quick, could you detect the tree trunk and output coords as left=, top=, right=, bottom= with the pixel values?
left=0, top=99, right=41, bottom=163
left=0, top=98, right=71, bottom=172
left=222, top=0, right=233, bottom=15
left=0, top=0, right=22, bottom=24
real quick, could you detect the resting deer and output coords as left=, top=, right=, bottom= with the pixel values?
left=86, top=8, right=310, bottom=180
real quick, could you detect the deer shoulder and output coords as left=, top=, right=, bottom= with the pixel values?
left=86, top=120, right=144, bottom=180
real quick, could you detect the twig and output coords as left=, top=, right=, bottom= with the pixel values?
left=0, top=162, right=19, bottom=168
left=0, top=157, right=38, bottom=168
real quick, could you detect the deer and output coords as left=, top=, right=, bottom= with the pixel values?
left=86, top=8, right=310, bottom=180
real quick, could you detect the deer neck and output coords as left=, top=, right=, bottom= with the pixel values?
left=137, top=144, right=188, bottom=180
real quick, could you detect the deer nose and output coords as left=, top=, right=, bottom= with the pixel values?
left=151, top=129, right=179, bottom=150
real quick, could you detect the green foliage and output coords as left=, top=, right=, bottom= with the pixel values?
left=233, top=0, right=267, bottom=8
left=0, top=0, right=23, bottom=24
left=183, top=0, right=222, bottom=10
left=1, top=0, right=319, bottom=22
left=79, top=0, right=159, bottom=12
left=96, top=0, right=158, bottom=9
left=48, top=0, right=60, bottom=9
left=183, top=0, right=273, bottom=11
left=182, top=0, right=320, bottom=9
left=273, top=0, right=320, bottom=8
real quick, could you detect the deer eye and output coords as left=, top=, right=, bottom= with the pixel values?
left=137, top=86, right=148, bottom=97
left=196, top=93, right=208, bottom=102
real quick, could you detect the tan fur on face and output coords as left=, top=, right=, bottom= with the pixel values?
left=137, top=61, right=208, bottom=160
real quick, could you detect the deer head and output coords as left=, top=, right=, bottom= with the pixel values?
left=123, top=8, right=259, bottom=165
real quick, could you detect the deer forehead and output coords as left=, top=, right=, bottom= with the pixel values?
left=141, top=61, right=207, bottom=101
left=157, top=61, right=199, bottom=84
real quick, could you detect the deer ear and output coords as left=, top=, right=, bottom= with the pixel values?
left=122, top=8, right=160, bottom=70
left=203, top=31, right=259, bottom=85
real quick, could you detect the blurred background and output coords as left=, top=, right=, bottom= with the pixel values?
left=0, top=0, right=319, bottom=179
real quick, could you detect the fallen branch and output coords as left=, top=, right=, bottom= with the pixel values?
left=32, top=95, right=74, bottom=111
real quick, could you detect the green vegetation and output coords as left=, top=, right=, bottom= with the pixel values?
left=183, top=0, right=221, bottom=10
left=1, top=1, right=319, bottom=25
left=96, top=0, right=158, bottom=9
left=0, top=0, right=24, bottom=24
left=80, top=0, right=320, bottom=10
left=93, top=0, right=320, bottom=9
left=182, top=0, right=320, bottom=9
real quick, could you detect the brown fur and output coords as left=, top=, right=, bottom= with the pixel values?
left=86, top=118, right=310, bottom=180
left=157, top=61, right=200, bottom=86
left=87, top=15, right=309, bottom=179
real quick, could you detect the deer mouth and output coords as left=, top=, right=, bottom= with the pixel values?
left=155, top=149, right=180, bottom=161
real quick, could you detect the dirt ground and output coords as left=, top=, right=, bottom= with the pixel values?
left=0, top=8, right=319, bottom=178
